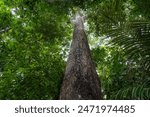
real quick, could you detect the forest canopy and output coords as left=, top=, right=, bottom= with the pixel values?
left=0, top=0, right=150, bottom=99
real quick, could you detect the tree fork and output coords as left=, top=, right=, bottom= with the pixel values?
left=59, top=13, right=102, bottom=100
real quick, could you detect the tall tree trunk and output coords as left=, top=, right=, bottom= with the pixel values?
left=59, top=14, right=102, bottom=100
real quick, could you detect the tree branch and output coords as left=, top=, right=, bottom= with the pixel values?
left=0, top=27, right=11, bottom=34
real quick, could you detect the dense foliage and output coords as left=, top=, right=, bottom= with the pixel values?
left=0, top=0, right=150, bottom=99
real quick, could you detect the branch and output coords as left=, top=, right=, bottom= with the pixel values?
left=0, top=27, right=11, bottom=34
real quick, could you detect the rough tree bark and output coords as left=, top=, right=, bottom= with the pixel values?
left=59, top=13, right=102, bottom=100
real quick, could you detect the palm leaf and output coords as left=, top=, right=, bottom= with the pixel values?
left=113, top=78, right=150, bottom=99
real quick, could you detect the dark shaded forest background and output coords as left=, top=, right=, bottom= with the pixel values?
left=0, top=0, right=150, bottom=99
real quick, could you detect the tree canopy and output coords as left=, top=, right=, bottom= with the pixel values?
left=0, top=0, right=150, bottom=99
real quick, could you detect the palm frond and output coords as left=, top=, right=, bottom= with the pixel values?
left=111, top=21, right=150, bottom=72
left=113, top=78, right=150, bottom=99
